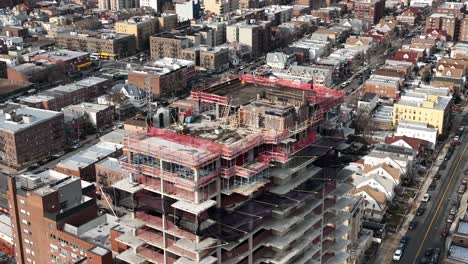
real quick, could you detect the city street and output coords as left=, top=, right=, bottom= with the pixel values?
left=404, top=113, right=468, bottom=264
left=372, top=110, right=468, bottom=264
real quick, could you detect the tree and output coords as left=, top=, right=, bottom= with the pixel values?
left=421, top=70, right=431, bottom=84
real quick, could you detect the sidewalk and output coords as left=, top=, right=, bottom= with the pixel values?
left=372, top=141, right=452, bottom=263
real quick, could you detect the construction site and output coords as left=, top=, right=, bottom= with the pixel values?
left=112, top=75, right=364, bottom=264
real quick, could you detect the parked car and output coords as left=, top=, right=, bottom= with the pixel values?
left=393, top=248, right=403, bottom=261
left=429, top=181, right=437, bottom=191
left=400, top=236, right=408, bottom=246
left=417, top=207, right=426, bottom=216
left=434, top=174, right=441, bottom=180
left=425, top=248, right=433, bottom=256
left=409, top=221, right=418, bottom=230
left=447, top=214, right=455, bottom=223
left=451, top=207, right=458, bottom=215
left=458, top=184, right=466, bottom=194
left=422, top=193, right=431, bottom=202
left=454, top=135, right=460, bottom=141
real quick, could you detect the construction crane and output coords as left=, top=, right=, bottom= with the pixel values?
left=145, top=76, right=153, bottom=130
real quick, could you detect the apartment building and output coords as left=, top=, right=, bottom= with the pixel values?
left=127, top=57, right=196, bottom=97
left=199, top=46, right=230, bottom=72
left=459, top=18, right=468, bottom=43
left=425, top=13, right=459, bottom=41
left=7, top=170, right=113, bottom=264
left=436, top=2, right=465, bottom=18
left=28, top=49, right=91, bottom=75
left=392, top=91, right=452, bottom=135
left=19, top=77, right=111, bottom=111
left=98, top=0, right=139, bottom=10
left=150, top=32, right=191, bottom=61
left=353, top=0, right=385, bottom=25
left=204, top=0, right=239, bottom=15
left=111, top=75, right=362, bottom=264
left=156, top=13, right=178, bottom=32
left=175, top=0, right=202, bottom=21
left=55, top=31, right=137, bottom=60
left=115, top=16, right=158, bottom=50
left=0, top=103, right=64, bottom=168
left=226, top=22, right=271, bottom=57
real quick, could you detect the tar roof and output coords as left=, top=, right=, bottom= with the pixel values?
left=0, top=103, right=62, bottom=133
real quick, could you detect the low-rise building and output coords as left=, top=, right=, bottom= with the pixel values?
left=63, top=103, right=115, bottom=131
left=395, top=120, right=438, bottom=149
left=27, top=49, right=91, bottom=75
left=358, top=92, right=378, bottom=113
left=56, top=142, right=124, bottom=181
left=451, top=43, right=468, bottom=60
left=19, top=77, right=111, bottom=111
left=393, top=90, right=451, bottom=135
left=7, top=61, right=58, bottom=83
left=150, top=32, right=191, bottom=61
left=266, top=52, right=295, bottom=69
left=364, top=74, right=402, bottom=99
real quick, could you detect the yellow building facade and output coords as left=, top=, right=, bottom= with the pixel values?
left=392, top=94, right=451, bottom=135
left=115, top=16, right=158, bottom=50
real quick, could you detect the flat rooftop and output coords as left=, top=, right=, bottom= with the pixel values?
left=397, top=120, right=438, bottom=132
left=64, top=102, right=111, bottom=113
left=17, top=170, right=80, bottom=196
left=0, top=103, right=62, bottom=133
left=57, top=142, right=123, bottom=171
left=449, top=245, right=468, bottom=262
left=63, top=213, right=123, bottom=250
left=457, top=220, right=468, bottom=235
left=397, top=92, right=451, bottom=110
left=31, top=49, right=88, bottom=61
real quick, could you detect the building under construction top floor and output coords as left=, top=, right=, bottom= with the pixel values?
left=112, top=75, right=362, bottom=264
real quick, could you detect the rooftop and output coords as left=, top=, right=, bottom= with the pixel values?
left=396, top=91, right=451, bottom=110
left=17, top=170, right=80, bottom=196
left=29, top=49, right=88, bottom=61
left=63, top=102, right=112, bottom=113
left=0, top=103, right=62, bottom=133
left=129, top=57, right=194, bottom=75
left=57, top=142, right=123, bottom=171
left=397, top=120, right=438, bottom=132
left=457, top=220, right=468, bottom=235
left=63, top=213, right=123, bottom=250
left=449, top=245, right=468, bottom=262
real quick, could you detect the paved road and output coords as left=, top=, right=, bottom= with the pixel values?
left=397, top=112, right=468, bottom=264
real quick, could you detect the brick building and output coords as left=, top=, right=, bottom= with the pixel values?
left=425, top=13, right=459, bottom=41
left=199, top=46, right=230, bottom=72
left=63, top=103, right=115, bottom=131
left=0, top=103, right=64, bottom=168
left=353, top=0, right=385, bottom=25
left=19, top=77, right=111, bottom=111
left=7, top=61, right=58, bottom=83
left=56, top=142, right=123, bottom=181
left=150, top=32, right=191, bottom=61
left=115, top=16, right=158, bottom=50
left=7, top=170, right=114, bottom=264
left=55, top=31, right=136, bottom=60
left=364, top=74, right=401, bottom=99
left=127, top=58, right=196, bottom=97
left=459, top=18, right=468, bottom=43
left=28, top=49, right=91, bottom=75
